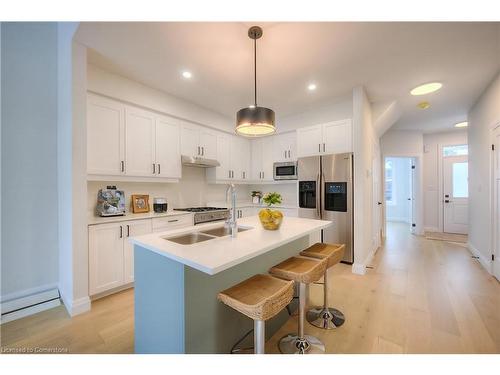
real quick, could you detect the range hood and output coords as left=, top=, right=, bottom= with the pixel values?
left=181, top=155, right=220, bottom=168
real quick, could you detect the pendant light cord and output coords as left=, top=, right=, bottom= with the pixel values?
left=254, top=36, right=257, bottom=107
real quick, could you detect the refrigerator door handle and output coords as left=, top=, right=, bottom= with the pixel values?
left=316, top=172, right=321, bottom=218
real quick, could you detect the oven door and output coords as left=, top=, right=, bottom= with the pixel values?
left=273, top=162, right=298, bottom=180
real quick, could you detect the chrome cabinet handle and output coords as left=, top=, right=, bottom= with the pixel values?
left=119, top=226, right=123, bottom=238
left=121, top=160, right=125, bottom=172
left=288, top=150, right=291, bottom=158
left=318, top=144, right=321, bottom=153
left=198, top=146, right=200, bottom=155
left=153, top=163, right=156, bottom=174
left=158, top=164, right=161, bottom=174
left=168, top=219, right=179, bottom=223
left=323, top=143, right=325, bottom=152
left=127, top=225, right=130, bottom=237
left=228, top=170, right=231, bottom=178
left=202, top=147, right=205, bottom=156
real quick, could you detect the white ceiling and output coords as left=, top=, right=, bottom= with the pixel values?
left=75, top=22, right=500, bottom=133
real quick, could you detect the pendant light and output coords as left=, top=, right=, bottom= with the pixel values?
left=236, top=26, right=276, bottom=137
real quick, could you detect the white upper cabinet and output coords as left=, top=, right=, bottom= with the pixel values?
left=213, top=133, right=232, bottom=180
left=297, top=120, right=352, bottom=157
left=155, top=116, right=181, bottom=179
left=125, top=106, right=156, bottom=177
left=87, top=94, right=125, bottom=175
left=180, top=124, right=217, bottom=159
left=207, top=134, right=251, bottom=182
left=250, top=139, right=263, bottom=181
left=273, top=132, right=297, bottom=162
left=251, top=137, right=274, bottom=182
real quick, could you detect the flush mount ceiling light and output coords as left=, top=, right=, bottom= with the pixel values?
left=236, top=26, right=276, bottom=137
left=417, top=101, right=431, bottom=109
left=454, top=121, right=468, bottom=128
left=410, top=82, right=443, bottom=96
left=182, top=71, right=192, bottom=79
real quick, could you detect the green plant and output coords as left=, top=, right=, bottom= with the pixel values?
left=262, top=192, right=282, bottom=207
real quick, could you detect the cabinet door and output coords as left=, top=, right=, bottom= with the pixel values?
left=123, top=220, right=152, bottom=284
left=297, top=124, right=323, bottom=157
left=216, top=134, right=232, bottom=180
left=180, top=125, right=200, bottom=156
left=285, top=132, right=297, bottom=161
left=125, top=107, right=155, bottom=176
left=200, top=129, right=217, bottom=159
left=250, top=139, right=263, bottom=180
left=261, top=137, right=275, bottom=181
left=87, top=94, right=125, bottom=175
left=272, top=134, right=288, bottom=162
left=89, top=223, right=124, bottom=295
left=155, top=117, right=181, bottom=178
left=323, top=120, right=352, bottom=154
left=239, top=138, right=251, bottom=181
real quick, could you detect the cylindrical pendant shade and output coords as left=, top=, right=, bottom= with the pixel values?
left=236, top=106, right=276, bottom=137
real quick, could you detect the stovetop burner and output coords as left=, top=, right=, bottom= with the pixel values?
left=174, top=207, right=228, bottom=213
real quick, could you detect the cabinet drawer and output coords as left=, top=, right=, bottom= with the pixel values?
left=152, top=214, right=193, bottom=232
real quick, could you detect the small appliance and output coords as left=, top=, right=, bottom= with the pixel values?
left=96, top=186, right=126, bottom=217
left=298, top=153, right=354, bottom=263
left=153, top=198, right=168, bottom=213
left=273, top=161, right=298, bottom=180
left=173, top=207, right=229, bottom=225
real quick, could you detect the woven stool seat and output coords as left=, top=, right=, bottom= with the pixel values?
left=300, top=243, right=345, bottom=268
left=218, top=274, right=294, bottom=321
left=269, top=256, right=328, bottom=284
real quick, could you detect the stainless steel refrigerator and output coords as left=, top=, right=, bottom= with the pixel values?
left=298, top=153, right=354, bottom=263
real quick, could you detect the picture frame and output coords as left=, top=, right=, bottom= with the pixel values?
left=131, top=194, right=150, bottom=213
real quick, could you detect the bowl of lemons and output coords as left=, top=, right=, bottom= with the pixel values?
left=258, top=192, right=283, bottom=230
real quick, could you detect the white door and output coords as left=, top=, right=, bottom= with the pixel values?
left=155, top=117, right=181, bottom=178
left=297, top=124, right=323, bottom=157
left=323, top=120, right=352, bottom=154
left=443, top=155, right=469, bottom=234
left=251, top=139, right=263, bottom=180
left=409, top=158, right=417, bottom=233
left=199, top=130, right=217, bottom=159
left=180, top=125, right=200, bottom=156
left=372, top=144, right=382, bottom=248
left=261, top=137, right=275, bottom=181
left=125, top=107, right=155, bottom=176
left=87, top=94, right=125, bottom=175
left=492, top=128, right=500, bottom=281
left=89, top=223, right=125, bottom=295
left=123, top=220, right=152, bottom=284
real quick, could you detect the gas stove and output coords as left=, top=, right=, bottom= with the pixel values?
left=174, top=207, right=230, bottom=224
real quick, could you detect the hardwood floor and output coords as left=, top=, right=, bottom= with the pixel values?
left=1, top=222, right=499, bottom=354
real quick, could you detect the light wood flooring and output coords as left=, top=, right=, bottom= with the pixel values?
left=1, top=222, right=499, bottom=354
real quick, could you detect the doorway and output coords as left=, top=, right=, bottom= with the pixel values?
left=442, top=145, right=469, bottom=234
left=384, top=157, right=416, bottom=233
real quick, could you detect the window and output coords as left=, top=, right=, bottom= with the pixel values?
left=385, top=159, right=395, bottom=205
left=452, top=162, right=469, bottom=198
left=443, top=144, right=468, bottom=157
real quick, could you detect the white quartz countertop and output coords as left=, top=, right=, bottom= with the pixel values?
left=128, top=216, right=331, bottom=275
left=206, top=201, right=298, bottom=209
left=88, top=210, right=192, bottom=225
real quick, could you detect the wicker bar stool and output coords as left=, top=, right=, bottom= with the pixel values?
left=300, top=243, right=346, bottom=330
left=217, top=274, right=294, bottom=354
left=269, top=256, right=328, bottom=354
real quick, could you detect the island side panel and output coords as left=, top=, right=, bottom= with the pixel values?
left=134, top=245, right=186, bottom=353
left=184, top=236, right=308, bottom=354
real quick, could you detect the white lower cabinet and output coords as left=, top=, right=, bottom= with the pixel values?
left=123, top=220, right=153, bottom=284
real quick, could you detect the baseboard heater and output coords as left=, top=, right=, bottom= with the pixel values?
left=1, top=288, right=61, bottom=324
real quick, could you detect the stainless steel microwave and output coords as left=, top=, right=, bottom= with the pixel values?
left=273, top=161, right=298, bottom=180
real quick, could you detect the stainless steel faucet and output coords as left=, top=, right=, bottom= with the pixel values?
left=225, top=183, right=237, bottom=238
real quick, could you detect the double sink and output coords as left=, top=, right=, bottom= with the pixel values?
left=164, top=225, right=252, bottom=245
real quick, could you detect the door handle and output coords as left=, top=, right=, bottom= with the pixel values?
left=407, top=198, right=411, bottom=201
left=444, top=200, right=450, bottom=203
left=377, top=202, right=382, bottom=205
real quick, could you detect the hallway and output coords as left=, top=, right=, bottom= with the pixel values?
left=1, top=223, right=499, bottom=353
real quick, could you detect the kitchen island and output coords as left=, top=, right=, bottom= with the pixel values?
left=129, top=215, right=332, bottom=354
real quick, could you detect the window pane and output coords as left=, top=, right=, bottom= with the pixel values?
left=443, top=145, right=468, bottom=157
left=453, top=162, right=468, bottom=198
left=385, top=160, right=394, bottom=204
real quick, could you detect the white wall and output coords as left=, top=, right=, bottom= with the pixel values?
left=1, top=23, right=59, bottom=301
left=386, top=157, right=412, bottom=223
left=423, top=130, right=468, bottom=232
left=468, top=72, right=500, bottom=266
left=87, top=64, right=234, bottom=133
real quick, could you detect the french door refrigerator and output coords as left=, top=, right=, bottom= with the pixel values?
left=298, top=153, right=354, bottom=263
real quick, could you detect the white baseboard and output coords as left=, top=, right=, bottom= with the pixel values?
left=352, top=245, right=380, bottom=275
left=467, top=242, right=492, bottom=274
left=59, top=289, right=91, bottom=317
left=1, top=287, right=60, bottom=324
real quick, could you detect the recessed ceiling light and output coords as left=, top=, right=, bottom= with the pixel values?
left=410, top=82, right=442, bottom=96
left=182, top=71, right=192, bottom=79
left=454, top=121, right=468, bottom=128
left=417, top=101, right=431, bottom=109
left=307, top=83, right=317, bottom=91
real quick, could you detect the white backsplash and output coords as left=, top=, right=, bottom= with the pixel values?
left=248, top=182, right=298, bottom=207
left=87, top=166, right=252, bottom=216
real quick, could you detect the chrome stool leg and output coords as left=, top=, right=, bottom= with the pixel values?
left=279, top=282, right=325, bottom=354
left=254, top=320, right=265, bottom=354
left=306, top=269, right=345, bottom=329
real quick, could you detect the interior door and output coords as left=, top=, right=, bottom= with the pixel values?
left=125, top=107, right=155, bottom=176
left=372, top=145, right=382, bottom=248
left=409, top=158, right=417, bottom=233
left=155, top=117, right=181, bottom=178
left=493, top=127, right=500, bottom=281
left=443, top=155, right=469, bottom=234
